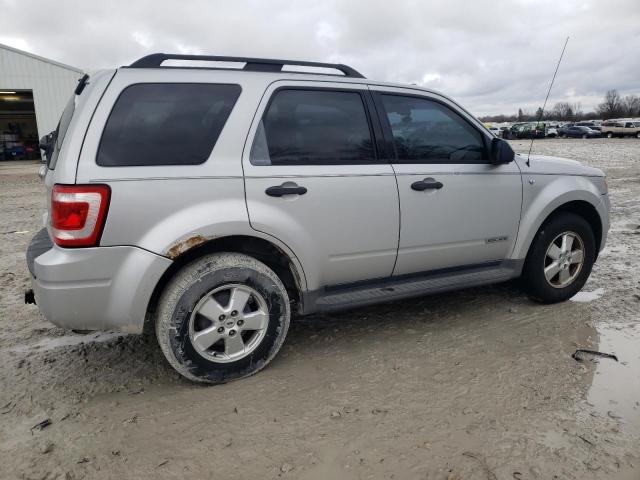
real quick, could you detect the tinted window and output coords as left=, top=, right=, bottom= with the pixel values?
left=250, top=89, right=375, bottom=166
left=97, top=83, right=240, bottom=166
left=49, top=95, right=76, bottom=169
left=380, top=95, right=485, bottom=163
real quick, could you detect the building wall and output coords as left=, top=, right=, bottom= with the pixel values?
left=0, top=44, right=83, bottom=138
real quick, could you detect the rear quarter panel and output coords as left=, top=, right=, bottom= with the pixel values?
left=73, top=68, right=308, bottom=288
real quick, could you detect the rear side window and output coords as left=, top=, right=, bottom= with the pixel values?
left=250, top=89, right=375, bottom=166
left=380, top=94, right=486, bottom=164
left=97, top=83, right=240, bottom=166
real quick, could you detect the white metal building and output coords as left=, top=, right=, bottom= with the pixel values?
left=0, top=43, right=83, bottom=160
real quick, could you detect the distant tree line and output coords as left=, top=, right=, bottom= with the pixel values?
left=479, top=90, right=640, bottom=123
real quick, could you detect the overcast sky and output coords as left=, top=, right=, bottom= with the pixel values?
left=1, top=0, right=639, bottom=116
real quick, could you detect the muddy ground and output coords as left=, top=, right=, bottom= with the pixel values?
left=0, top=138, right=638, bottom=480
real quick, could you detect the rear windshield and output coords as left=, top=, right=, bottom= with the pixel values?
left=48, top=95, right=76, bottom=169
left=97, top=83, right=241, bottom=167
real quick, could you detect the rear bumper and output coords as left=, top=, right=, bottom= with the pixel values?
left=27, top=229, right=172, bottom=333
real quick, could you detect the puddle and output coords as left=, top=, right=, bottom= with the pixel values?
left=585, top=324, right=640, bottom=435
left=11, top=331, right=123, bottom=353
left=570, top=288, right=605, bottom=303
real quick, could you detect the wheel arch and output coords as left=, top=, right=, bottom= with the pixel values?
left=515, top=197, right=604, bottom=262
left=146, top=234, right=307, bottom=321
left=549, top=200, right=603, bottom=254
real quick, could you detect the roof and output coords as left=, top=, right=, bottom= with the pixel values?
left=0, top=42, right=83, bottom=73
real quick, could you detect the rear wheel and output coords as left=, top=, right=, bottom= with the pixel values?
left=606, top=132, right=613, bottom=138
left=582, top=134, right=588, bottom=139
left=521, top=212, right=596, bottom=303
left=636, top=132, right=640, bottom=139
left=155, top=252, right=290, bottom=384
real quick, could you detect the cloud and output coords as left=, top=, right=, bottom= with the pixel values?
left=1, top=0, right=638, bottom=115
left=0, top=36, right=34, bottom=53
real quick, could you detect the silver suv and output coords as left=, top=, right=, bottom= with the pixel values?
left=27, top=54, right=610, bottom=383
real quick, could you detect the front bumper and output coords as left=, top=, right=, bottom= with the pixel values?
left=27, top=229, right=172, bottom=333
left=599, top=193, right=611, bottom=253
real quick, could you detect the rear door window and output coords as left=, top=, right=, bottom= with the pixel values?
left=250, top=89, right=376, bottom=165
left=97, top=83, right=241, bottom=167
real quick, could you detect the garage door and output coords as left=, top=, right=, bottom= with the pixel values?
left=0, top=90, right=40, bottom=161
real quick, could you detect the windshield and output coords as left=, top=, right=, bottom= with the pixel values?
left=48, top=95, right=76, bottom=169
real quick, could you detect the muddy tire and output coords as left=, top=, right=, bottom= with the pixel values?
left=521, top=212, right=596, bottom=304
left=155, top=252, right=290, bottom=384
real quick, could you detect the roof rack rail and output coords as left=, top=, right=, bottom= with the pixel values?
left=127, top=53, right=365, bottom=78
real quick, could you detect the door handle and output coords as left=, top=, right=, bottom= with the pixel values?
left=265, top=184, right=308, bottom=197
left=411, top=179, right=443, bottom=191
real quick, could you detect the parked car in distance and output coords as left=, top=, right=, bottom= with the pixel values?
left=546, top=126, right=558, bottom=138
left=559, top=125, right=601, bottom=139
left=488, top=126, right=501, bottom=137
left=575, top=121, right=602, bottom=132
left=601, top=120, right=640, bottom=138
left=26, top=53, right=610, bottom=384
left=525, top=122, right=547, bottom=139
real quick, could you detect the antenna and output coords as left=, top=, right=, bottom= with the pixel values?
left=526, top=36, right=569, bottom=166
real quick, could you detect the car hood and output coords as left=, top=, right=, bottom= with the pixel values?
left=517, top=154, right=604, bottom=177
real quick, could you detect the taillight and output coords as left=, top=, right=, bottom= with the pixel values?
left=51, top=184, right=110, bottom=247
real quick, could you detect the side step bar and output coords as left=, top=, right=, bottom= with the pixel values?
left=301, top=261, right=522, bottom=314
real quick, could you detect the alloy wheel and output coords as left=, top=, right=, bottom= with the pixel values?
left=543, top=231, right=585, bottom=288
left=188, top=284, right=269, bottom=363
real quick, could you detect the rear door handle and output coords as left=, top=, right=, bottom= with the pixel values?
left=411, top=178, right=443, bottom=191
left=265, top=184, right=308, bottom=197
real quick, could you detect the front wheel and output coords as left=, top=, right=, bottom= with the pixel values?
left=155, top=252, right=290, bottom=384
left=582, top=134, right=588, bottom=139
left=521, top=212, right=596, bottom=303
left=606, top=132, right=613, bottom=138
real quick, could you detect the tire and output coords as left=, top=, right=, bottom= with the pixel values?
left=582, top=134, right=587, bottom=139
left=636, top=132, right=640, bottom=139
left=521, top=212, right=596, bottom=304
left=155, top=252, right=290, bottom=384
left=606, top=132, right=613, bottom=139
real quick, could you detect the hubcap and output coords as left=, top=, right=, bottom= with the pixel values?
left=188, top=284, right=269, bottom=363
left=543, top=231, right=585, bottom=288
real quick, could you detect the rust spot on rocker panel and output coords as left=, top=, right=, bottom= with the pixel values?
left=166, top=235, right=208, bottom=259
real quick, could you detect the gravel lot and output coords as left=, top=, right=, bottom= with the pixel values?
left=0, top=138, right=639, bottom=479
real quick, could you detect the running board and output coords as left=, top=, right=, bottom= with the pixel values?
left=301, top=261, right=522, bottom=314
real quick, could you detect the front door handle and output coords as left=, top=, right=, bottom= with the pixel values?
left=411, top=178, right=443, bottom=191
left=265, top=184, right=308, bottom=197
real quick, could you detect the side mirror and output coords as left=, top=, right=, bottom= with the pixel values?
left=490, top=137, right=515, bottom=164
